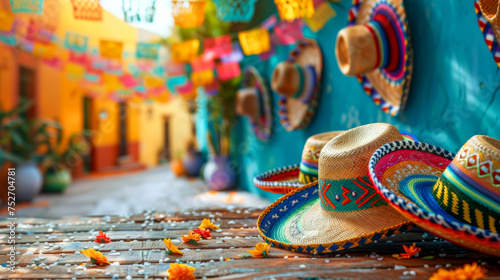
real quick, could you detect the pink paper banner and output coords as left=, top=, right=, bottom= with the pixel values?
left=176, top=81, right=194, bottom=94
left=191, top=55, right=214, bottom=72
left=165, top=61, right=185, bottom=76
left=120, top=73, right=138, bottom=88
left=216, top=62, right=241, bottom=81
left=203, top=35, right=232, bottom=60
left=273, top=20, right=305, bottom=45
left=69, top=50, right=89, bottom=65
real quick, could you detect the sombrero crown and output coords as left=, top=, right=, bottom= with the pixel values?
left=254, top=131, right=344, bottom=194
left=257, top=123, right=411, bottom=254
left=318, top=123, right=404, bottom=212
left=430, top=135, right=500, bottom=231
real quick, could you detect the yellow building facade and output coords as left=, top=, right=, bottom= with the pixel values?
left=0, top=0, right=193, bottom=177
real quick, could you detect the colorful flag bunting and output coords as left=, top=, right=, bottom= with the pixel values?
left=70, top=0, right=102, bottom=21
left=238, top=28, right=270, bottom=56
left=216, top=61, right=241, bottom=81
left=0, top=0, right=14, bottom=31
left=65, top=32, right=88, bottom=52
left=191, top=69, right=214, bottom=86
left=203, top=35, right=232, bottom=60
left=274, top=0, right=314, bottom=22
left=171, top=0, right=205, bottom=28
left=100, top=39, right=123, bottom=60
left=273, top=20, right=304, bottom=45
left=136, top=42, right=160, bottom=60
left=304, top=1, right=336, bottom=32
left=9, top=0, right=44, bottom=15
left=171, top=39, right=199, bottom=63
left=212, top=0, right=257, bottom=23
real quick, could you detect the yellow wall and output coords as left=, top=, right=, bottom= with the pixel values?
left=0, top=44, right=15, bottom=111
left=1, top=0, right=191, bottom=171
left=139, top=97, right=193, bottom=166
left=56, top=0, right=140, bottom=149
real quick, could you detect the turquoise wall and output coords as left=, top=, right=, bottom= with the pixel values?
left=199, top=0, right=500, bottom=201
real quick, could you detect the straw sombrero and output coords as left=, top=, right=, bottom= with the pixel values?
left=255, top=129, right=418, bottom=194
left=475, top=0, right=500, bottom=67
left=271, top=39, right=322, bottom=131
left=254, top=131, right=344, bottom=194
left=236, top=67, right=272, bottom=142
left=335, top=0, right=413, bottom=116
left=369, top=136, right=500, bottom=257
left=257, top=123, right=412, bottom=254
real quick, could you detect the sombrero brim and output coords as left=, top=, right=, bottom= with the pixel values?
left=475, top=0, right=500, bottom=68
left=257, top=182, right=413, bottom=254
left=244, top=67, right=272, bottom=141
left=348, top=0, right=413, bottom=116
left=278, top=39, right=322, bottom=131
left=369, top=141, right=500, bottom=257
left=253, top=164, right=304, bottom=194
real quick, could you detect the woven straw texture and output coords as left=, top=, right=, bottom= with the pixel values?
left=254, top=131, right=344, bottom=194
left=475, top=0, right=500, bottom=67
left=368, top=140, right=500, bottom=257
left=257, top=123, right=412, bottom=254
left=478, top=0, right=500, bottom=24
left=299, top=131, right=344, bottom=184
left=319, top=123, right=402, bottom=180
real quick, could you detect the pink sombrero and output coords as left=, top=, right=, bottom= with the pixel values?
left=369, top=136, right=500, bottom=257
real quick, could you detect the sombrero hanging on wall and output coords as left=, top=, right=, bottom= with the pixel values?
left=257, top=123, right=412, bottom=254
left=369, top=136, right=500, bottom=257
left=236, top=67, right=272, bottom=142
left=335, top=0, right=413, bottom=116
left=254, top=131, right=344, bottom=194
left=271, top=39, right=322, bottom=131
left=475, top=0, right=500, bottom=67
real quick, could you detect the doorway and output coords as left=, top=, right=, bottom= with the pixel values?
left=83, top=96, right=93, bottom=173
left=18, top=66, right=36, bottom=119
left=119, top=102, right=128, bottom=157
left=163, top=117, right=171, bottom=161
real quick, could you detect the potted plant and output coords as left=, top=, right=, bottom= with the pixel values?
left=0, top=99, right=56, bottom=201
left=42, top=130, right=91, bottom=193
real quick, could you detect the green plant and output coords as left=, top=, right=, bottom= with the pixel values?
left=44, top=130, right=91, bottom=173
left=0, top=99, right=55, bottom=166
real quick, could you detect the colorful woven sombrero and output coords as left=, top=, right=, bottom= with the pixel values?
left=257, top=123, right=412, bottom=254
left=271, top=39, right=322, bottom=131
left=401, top=131, right=418, bottom=142
left=368, top=137, right=500, bottom=257
left=254, top=131, right=344, bottom=194
left=335, top=0, right=413, bottom=116
left=475, top=0, right=500, bottom=67
left=235, top=67, right=272, bottom=141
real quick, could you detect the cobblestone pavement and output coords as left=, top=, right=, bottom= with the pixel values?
left=12, top=165, right=271, bottom=218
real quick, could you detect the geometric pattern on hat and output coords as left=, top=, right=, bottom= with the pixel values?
left=253, top=164, right=303, bottom=194
left=475, top=0, right=500, bottom=68
left=369, top=140, right=500, bottom=257
left=257, top=182, right=413, bottom=254
left=347, top=0, right=413, bottom=116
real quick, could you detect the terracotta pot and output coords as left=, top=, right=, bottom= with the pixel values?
left=43, top=168, right=72, bottom=193
left=171, top=159, right=186, bottom=177
left=203, top=156, right=235, bottom=191
left=16, top=161, right=43, bottom=201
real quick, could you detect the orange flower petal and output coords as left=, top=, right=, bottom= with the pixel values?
left=167, top=263, right=195, bottom=280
